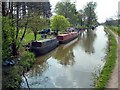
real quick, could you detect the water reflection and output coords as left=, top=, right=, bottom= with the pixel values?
left=80, top=30, right=97, bottom=54
left=21, top=26, right=108, bottom=88
left=54, top=39, right=79, bottom=66
left=28, top=55, right=50, bottom=77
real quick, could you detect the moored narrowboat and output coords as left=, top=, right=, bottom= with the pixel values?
left=57, top=32, right=78, bottom=44
left=30, top=38, right=59, bottom=56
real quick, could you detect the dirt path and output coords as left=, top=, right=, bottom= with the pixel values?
left=119, top=37, right=120, bottom=89
left=105, top=27, right=119, bottom=88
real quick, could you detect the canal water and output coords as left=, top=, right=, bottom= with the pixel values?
left=21, top=26, right=108, bottom=88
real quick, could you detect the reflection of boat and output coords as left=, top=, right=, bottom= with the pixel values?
left=53, top=38, right=79, bottom=66
left=30, top=38, right=59, bottom=56
left=57, top=32, right=78, bottom=44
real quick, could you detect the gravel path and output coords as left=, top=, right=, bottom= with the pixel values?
left=105, top=27, right=119, bottom=88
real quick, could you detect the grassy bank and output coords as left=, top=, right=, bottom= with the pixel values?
left=95, top=26, right=117, bottom=89
left=107, top=25, right=120, bottom=36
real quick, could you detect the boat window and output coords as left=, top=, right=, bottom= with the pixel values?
left=57, top=36, right=63, bottom=40
left=32, top=42, right=42, bottom=47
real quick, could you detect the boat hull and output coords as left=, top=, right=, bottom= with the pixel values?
left=30, top=39, right=59, bottom=56
left=57, top=32, right=78, bottom=44
left=59, top=35, right=78, bottom=44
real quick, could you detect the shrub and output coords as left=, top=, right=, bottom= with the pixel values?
left=20, top=51, right=35, bottom=70
left=2, top=17, right=13, bottom=59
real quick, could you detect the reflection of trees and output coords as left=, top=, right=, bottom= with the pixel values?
left=80, top=30, right=96, bottom=54
left=53, top=39, right=78, bottom=66
left=28, top=50, right=56, bottom=77
left=28, top=59, right=49, bottom=78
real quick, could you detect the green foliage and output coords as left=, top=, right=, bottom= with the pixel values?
left=50, top=15, right=70, bottom=31
left=84, top=1, right=97, bottom=28
left=55, top=1, right=98, bottom=28
left=119, top=27, right=120, bottom=36
left=20, top=51, right=35, bottom=70
left=19, top=31, right=41, bottom=45
left=107, top=25, right=120, bottom=36
left=2, top=17, right=15, bottom=59
left=28, top=12, right=49, bottom=40
left=79, top=25, right=88, bottom=29
left=3, top=51, right=36, bottom=89
left=28, top=14, right=49, bottom=32
left=55, top=2, right=78, bottom=26
left=3, top=66, right=23, bottom=89
left=71, top=12, right=82, bottom=27
left=95, top=27, right=117, bottom=88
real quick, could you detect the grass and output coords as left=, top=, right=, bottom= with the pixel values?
left=18, top=28, right=41, bottom=44
left=95, top=26, right=117, bottom=89
left=107, top=25, right=120, bottom=36
left=22, top=32, right=41, bottom=44
left=19, top=28, right=55, bottom=45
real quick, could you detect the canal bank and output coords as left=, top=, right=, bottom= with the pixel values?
left=21, top=26, right=109, bottom=88
left=95, top=26, right=118, bottom=88
left=105, top=26, right=119, bottom=88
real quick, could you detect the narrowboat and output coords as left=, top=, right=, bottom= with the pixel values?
left=57, top=32, right=78, bottom=44
left=30, top=38, right=59, bottom=56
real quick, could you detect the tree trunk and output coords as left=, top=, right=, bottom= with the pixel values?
left=9, top=2, right=13, bottom=19
left=11, top=42, right=18, bottom=56
left=20, top=17, right=28, bottom=42
left=22, top=2, right=26, bottom=16
left=9, top=2, right=18, bottom=56
left=34, top=32, right=37, bottom=40
left=2, top=2, right=6, bottom=16
left=16, top=2, right=19, bottom=39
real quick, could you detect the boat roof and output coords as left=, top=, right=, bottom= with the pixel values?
left=58, top=34, right=68, bottom=36
left=58, top=32, right=77, bottom=36
left=35, top=38, right=56, bottom=43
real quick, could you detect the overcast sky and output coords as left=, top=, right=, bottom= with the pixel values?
left=49, top=0, right=119, bottom=23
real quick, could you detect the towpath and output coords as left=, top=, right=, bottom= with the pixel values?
left=105, top=27, right=120, bottom=89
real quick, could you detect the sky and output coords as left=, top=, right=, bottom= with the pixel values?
left=49, top=0, right=120, bottom=23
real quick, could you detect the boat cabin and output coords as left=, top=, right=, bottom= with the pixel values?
left=31, top=38, right=58, bottom=47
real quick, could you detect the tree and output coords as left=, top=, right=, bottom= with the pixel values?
left=55, top=1, right=77, bottom=26
left=28, top=12, right=49, bottom=40
left=26, top=2, right=51, bottom=18
left=79, top=10, right=85, bottom=26
left=72, top=11, right=82, bottom=27
left=50, top=15, right=70, bottom=32
left=2, top=2, right=51, bottom=57
left=2, top=17, right=14, bottom=59
left=83, top=1, right=97, bottom=28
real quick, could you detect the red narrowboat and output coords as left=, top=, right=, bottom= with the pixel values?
left=57, top=32, right=78, bottom=44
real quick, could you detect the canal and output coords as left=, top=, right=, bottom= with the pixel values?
left=21, top=26, right=108, bottom=88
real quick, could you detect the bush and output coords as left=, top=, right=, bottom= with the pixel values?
left=3, top=66, right=23, bottom=89
left=20, top=51, right=35, bottom=70
left=3, top=51, right=36, bottom=89
left=2, top=17, right=13, bottom=59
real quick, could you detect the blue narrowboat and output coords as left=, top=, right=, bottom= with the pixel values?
left=30, top=38, right=59, bottom=56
